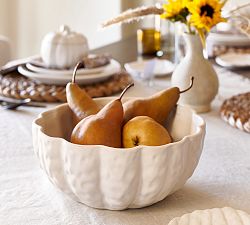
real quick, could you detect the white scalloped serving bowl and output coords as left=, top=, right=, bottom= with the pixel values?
left=32, top=97, right=206, bottom=210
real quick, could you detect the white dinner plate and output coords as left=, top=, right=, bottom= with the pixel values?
left=207, top=32, right=250, bottom=46
left=168, top=207, right=250, bottom=225
left=26, top=59, right=110, bottom=76
left=124, top=59, right=175, bottom=78
left=215, top=53, right=250, bottom=68
left=18, top=59, right=121, bottom=85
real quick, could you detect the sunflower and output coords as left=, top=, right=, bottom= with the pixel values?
left=161, top=0, right=189, bottom=22
left=187, top=0, right=226, bottom=31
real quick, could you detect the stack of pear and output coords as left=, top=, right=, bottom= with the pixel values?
left=71, top=83, right=134, bottom=148
left=66, top=61, right=100, bottom=125
left=123, top=77, right=194, bottom=125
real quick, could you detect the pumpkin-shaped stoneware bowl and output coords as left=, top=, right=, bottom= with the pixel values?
left=32, top=97, right=205, bottom=210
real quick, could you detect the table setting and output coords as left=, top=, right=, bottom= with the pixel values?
left=0, top=1, right=250, bottom=225
left=0, top=25, right=133, bottom=103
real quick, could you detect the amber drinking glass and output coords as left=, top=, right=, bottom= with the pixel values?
left=137, top=28, right=161, bottom=56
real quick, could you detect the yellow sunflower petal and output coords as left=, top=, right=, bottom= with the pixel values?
left=187, top=0, right=225, bottom=31
left=161, top=0, right=187, bottom=20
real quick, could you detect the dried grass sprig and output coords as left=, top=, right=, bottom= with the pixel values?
left=226, top=3, right=250, bottom=38
left=101, top=5, right=164, bottom=28
left=227, top=2, right=250, bottom=16
left=101, top=2, right=250, bottom=39
left=234, top=16, right=250, bottom=38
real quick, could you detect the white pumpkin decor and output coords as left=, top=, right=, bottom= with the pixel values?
left=41, top=25, right=89, bottom=69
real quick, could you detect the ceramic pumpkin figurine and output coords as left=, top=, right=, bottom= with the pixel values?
left=40, top=25, right=89, bottom=69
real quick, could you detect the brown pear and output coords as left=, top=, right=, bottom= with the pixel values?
left=66, top=61, right=100, bottom=125
left=71, top=83, right=134, bottom=148
left=123, top=77, right=194, bottom=125
left=123, top=116, right=172, bottom=148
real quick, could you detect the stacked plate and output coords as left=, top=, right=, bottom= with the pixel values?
left=17, top=58, right=121, bottom=85
left=207, top=31, right=250, bottom=69
left=206, top=24, right=250, bottom=59
left=207, top=31, right=250, bottom=47
left=215, top=53, right=250, bottom=69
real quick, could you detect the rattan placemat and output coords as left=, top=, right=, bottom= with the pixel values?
left=220, top=92, right=250, bottom=133
left=0, top=71, right=133, bottom=103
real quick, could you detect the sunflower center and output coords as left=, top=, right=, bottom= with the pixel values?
left=200, top=4, right=214, bottom=18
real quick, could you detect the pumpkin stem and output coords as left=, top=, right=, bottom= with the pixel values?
left=72, top=61, right=84, bottom=83
left=60, top=25, right=70, bottom=34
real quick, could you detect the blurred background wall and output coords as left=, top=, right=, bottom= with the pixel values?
left=0, top=0, right=155, bottom=59
left=0, top=0, right=247, bottom=59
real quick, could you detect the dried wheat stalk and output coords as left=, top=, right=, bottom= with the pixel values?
left=227, top=2, right=250, bottom=15
left=101, top=2, right=250, bottom=38
left=236, top=16, right=250, bottom=38
left=228, top=3, right=250, bottom=38
left=101, top=5, right=164, bottom=28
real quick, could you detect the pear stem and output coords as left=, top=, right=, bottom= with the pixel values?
left=72, top=61, right=84, bottom=83
left=119, top=83, right=134, bottom=101
left=180, top=76, right=194, bottom=94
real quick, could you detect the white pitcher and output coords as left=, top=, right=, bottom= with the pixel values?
left=171, top=33, right=219, bottom=113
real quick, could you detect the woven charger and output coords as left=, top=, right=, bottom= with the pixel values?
left=220, top=92, right=250, bottom=133
left=0, top=70, right=133, bottom=102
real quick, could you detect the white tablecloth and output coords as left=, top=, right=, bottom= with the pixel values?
left=0, top=66, right=250, bottom=225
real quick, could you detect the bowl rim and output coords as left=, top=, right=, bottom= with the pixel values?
left=33, top=97, right=206, bottom=151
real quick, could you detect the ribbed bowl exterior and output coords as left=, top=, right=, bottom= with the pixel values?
left=32, top=98, right=205, bottom=210
left=168, top=207, right=250, bottom=225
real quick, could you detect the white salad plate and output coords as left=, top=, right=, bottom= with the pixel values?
left=207, top=32, right=250, bottom=46
left=168, top=207, right=250, bottom=225
left=215, top=53, right=250, bottom=69
left=18, top=59, right=121, bottom=85
left=124, top=59, right=175, bottom=80
left=26, top=59, right=109, bottom=76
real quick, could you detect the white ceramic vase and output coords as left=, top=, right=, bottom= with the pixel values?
left=171, top=33, right=219, bottom=113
